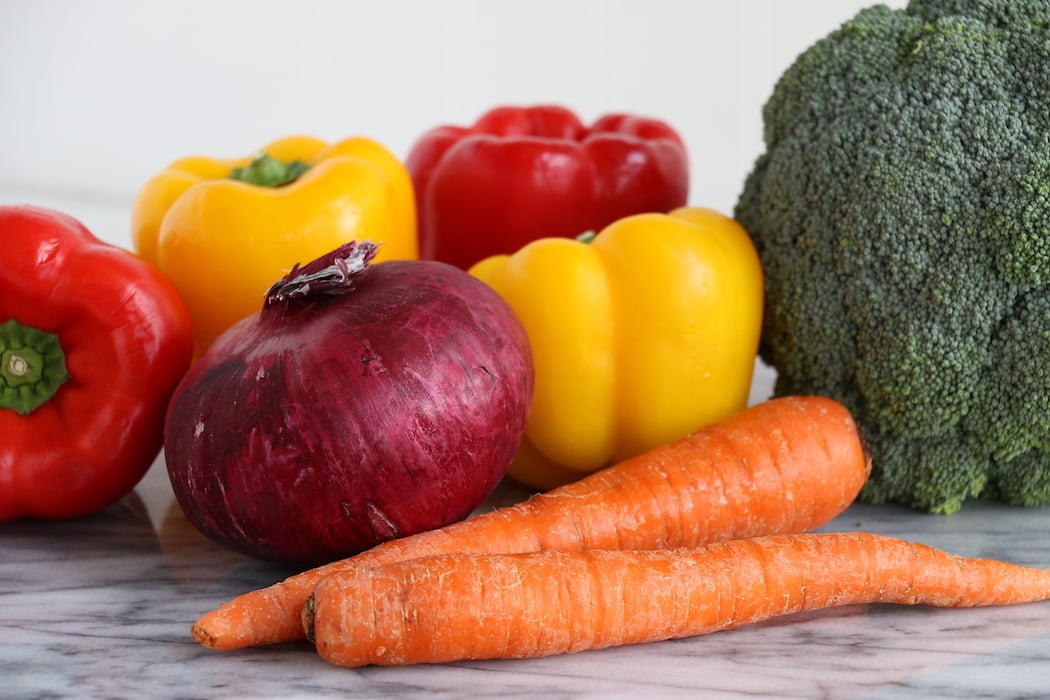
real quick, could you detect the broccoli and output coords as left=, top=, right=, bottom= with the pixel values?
left=733, top=0, right=1050, bottom=513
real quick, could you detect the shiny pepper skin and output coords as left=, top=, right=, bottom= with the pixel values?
left=132, top=135, right=418, bottom=356
left=470, top=207, right=764, bottom=490
left=0, top=205, right=193, bottom=520
left=407, top=104, right=689, bottom=270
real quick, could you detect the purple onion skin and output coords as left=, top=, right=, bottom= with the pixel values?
left=164, top=254, right=534, bottom=566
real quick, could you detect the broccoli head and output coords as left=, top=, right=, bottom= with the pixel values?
left=734, top=0, right=1050, bottom=513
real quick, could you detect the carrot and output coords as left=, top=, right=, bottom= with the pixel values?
left=304, top=532, right=1050, bottom=667
left=192, top=395, right=870, bottom=650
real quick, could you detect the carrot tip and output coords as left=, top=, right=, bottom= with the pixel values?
left=191, top=623, right=220, bottom=649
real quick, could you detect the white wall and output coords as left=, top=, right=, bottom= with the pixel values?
left=0, top=0, right=904, bottom=248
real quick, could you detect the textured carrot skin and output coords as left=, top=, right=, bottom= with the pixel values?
left=193, top=395, right=869, bottom=649
left=307, top=533, right=1050, bottom=667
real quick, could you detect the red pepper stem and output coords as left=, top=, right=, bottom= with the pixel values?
left=0, top=319, right=70, bottom=416
left=264, top=240, right=380, bottom=307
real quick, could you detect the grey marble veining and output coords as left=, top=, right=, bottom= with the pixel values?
left=3, top=456, right=1050, bottom=700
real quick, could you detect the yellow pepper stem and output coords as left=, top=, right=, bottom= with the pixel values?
left=229, top=152, right=311, bottom=187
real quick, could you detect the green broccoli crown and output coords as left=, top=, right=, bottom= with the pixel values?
left=734, top=0, right=1050, bottom=513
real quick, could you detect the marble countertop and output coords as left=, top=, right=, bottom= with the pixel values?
left=2, top=193, right=1049, bottom=698
left=3, top=453, right=1050, bottom=700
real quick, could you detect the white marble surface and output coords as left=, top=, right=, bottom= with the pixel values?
left=2, top=453, right=1050, bottom=700
left=3, top=192, right=1050, bottom=698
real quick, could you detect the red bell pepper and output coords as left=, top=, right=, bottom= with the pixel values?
left=406, top=104, right=690, bottom=269
left=0, top=205, right=193, bottom=521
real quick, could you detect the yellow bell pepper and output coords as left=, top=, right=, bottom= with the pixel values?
left=132, top=135, right=417, bottom=356
left=469, top=207, right=764, bottom=490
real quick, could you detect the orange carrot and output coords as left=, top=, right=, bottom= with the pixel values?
left=192, top=395, right=870, bottom=650
left=305, top=532, right=1050, bottom=667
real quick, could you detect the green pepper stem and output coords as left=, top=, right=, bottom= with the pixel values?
left=576, top=231, right=597, bottom=244
left=229, top=152, right=311, bottom=188
left=0, top=319, right=70, bottom=416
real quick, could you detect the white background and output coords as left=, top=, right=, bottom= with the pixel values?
left=1, top=0, right=905, bottom=249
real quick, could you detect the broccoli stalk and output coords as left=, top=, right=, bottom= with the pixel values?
left=734, top=0, right=1050, bottom=513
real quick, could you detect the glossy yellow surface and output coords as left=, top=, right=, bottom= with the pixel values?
left=131, top=135, right=417, bottom=356
left=470, top=207, right=764, bottom=489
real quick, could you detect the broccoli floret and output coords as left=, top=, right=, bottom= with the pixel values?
left=734, top=0, right=1050, bottom=513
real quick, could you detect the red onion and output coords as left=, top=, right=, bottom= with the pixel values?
left=164, top=241, right=533, bottom=565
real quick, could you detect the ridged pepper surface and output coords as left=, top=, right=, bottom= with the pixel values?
left=470, top=207, right=763, bottom=489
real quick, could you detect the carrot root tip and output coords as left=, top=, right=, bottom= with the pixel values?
left=191, top=624, right=219, bottom=649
